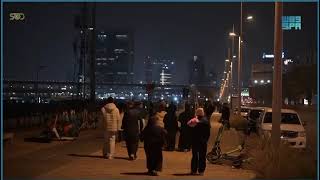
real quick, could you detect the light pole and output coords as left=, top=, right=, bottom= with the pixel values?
left=271, top=2, right=283, bottom=177
left=229, top=3, right=254, bottom=115
left=229, top=32, right=241, bottom=114
left=238, top=2, right=243, bottom=115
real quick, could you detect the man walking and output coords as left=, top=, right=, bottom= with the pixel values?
left=122, top=101, right=143, bottom=160
left=101, top=97, right=121, bottom=159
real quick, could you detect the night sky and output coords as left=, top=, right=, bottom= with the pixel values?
left=3, top=2, right=317, bottom=85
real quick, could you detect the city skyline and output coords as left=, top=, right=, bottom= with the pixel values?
left=4, top=2, right=317, bottom=85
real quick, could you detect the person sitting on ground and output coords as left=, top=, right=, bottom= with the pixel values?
left=140, top=115, right=167, bottom=176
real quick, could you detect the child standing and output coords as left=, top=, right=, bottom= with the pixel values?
left=140, top=116, right=167, bottom=176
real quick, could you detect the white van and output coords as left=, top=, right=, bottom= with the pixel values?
left=257, top=108, right=306, bottom=148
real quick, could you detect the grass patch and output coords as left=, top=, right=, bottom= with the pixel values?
left=245, top=134, right=317, bottom=179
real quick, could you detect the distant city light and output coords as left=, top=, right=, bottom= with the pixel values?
left=262, top=52, right=285, bottom=59
left=284, top=59, right=293, bottom=65
left=229, top=32, right=237, bottom=36
left=247, top=15, right=253, bottom=20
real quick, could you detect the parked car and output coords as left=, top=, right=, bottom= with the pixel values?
left=234, top=106, right=250, bottom=118
left=257, top=108, right=306, bottom=148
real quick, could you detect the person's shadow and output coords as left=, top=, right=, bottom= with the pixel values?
left=173, top=173, right=198, bottom=176
left=68, top=154, right=129, bottom=160
left=121, top=172, right=149, bottom=176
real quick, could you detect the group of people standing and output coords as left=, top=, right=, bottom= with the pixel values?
left=101, top=97, right=214, bottom=176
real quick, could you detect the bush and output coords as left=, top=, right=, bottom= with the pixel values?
left=230, top=114, right=248, bottom=131
left=245, top=135, right=317, bottom=179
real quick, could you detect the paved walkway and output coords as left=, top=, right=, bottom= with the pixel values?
left=4, top=113, right=256, bottom=179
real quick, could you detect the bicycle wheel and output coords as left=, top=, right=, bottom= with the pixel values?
left=206, top=147, right=221, bottom=164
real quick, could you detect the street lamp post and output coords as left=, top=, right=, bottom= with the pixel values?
left=229, top=3, right=253, bottom=115
left=228, top=32, right=242, bottom=114
left=271, top=2, right=283, bottom=177
left=237, top=2, right=243, bottom=115
left=230, top=24, right=235, bottom=99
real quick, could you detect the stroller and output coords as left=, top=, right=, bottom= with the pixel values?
left=206, top=122, right=251, bottom=168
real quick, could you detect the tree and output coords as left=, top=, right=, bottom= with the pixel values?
left=283, top=65, right=317, bottom=105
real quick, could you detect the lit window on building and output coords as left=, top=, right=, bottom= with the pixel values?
left=114, top=49, right=125, bottom=54
left=98, top=34, right=107, bottom=41
left=115, top=34, right=128, bottom=39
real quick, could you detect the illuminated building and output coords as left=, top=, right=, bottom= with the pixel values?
left=95, top=30, right=134, bottom=84
left=189, top=55, right=206, bottom=85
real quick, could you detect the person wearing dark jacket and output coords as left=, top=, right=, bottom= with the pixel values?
left=121, top=101, right=143, bottom=160
left=188, top=108, right=211, bottom=176
left=178, top=102, right=193, bottom=152
left=140, top=116, right=167, bottom=176
left=163, top=103, right=178, bottom=151
left=221, top=103, right=230, bottom=129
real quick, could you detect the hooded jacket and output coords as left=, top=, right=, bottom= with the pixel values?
left=154, top=111, right=167, bottom=128
left=101, top=103, right=120, bottom=132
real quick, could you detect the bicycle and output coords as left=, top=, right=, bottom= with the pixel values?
left=206, top=121, right=252, bottom=168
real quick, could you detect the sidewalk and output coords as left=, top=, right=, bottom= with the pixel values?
left=4, top=113, right=256, bottom=180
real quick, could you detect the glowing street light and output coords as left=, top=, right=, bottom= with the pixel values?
left=247, top=15, right=253, bottom=20
left=229, top=32, right=237, bottom=37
